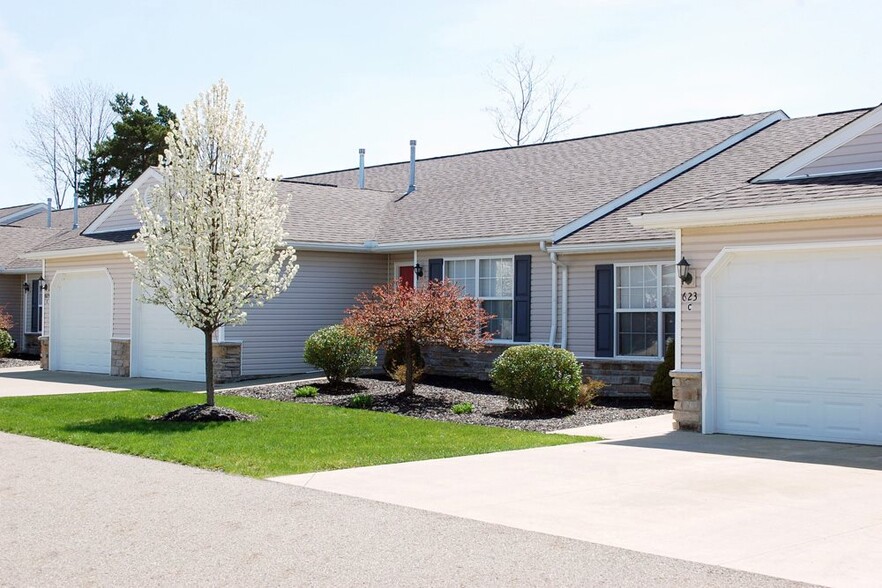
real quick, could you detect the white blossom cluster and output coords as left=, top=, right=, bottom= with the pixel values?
left=128, top=80, right=299, bottom=333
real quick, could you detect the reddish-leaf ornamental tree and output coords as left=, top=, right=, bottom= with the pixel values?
left=345, top=280, right=493, bottom=395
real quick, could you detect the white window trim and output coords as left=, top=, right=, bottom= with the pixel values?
left=442, top=255, right=515, bottom=343
left=613, top=261, right=676, bottom=360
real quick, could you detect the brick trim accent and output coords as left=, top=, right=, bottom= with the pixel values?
left=39, top=336, right=49, bottom=370
left=110, top=339, right=131, bottom=377
left=212, top=341, right=242, bottom=383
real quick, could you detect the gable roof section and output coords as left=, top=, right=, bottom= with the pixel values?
left=755, top=104, right=882, bottom=181
left=293, top=112, right=780, bottom=245
left=11, top=203, right=109, bottom=230
left=561, top=109, right=868, bottom=246
left=0, top=203, right=45, bottom=226
left=0, top=226, right=63, bottom=272
left=84, top=167, right=164, bottom=235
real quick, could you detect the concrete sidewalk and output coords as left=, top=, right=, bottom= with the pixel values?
left=272, top=423, right=882, bottom=588
left=0, top=366, right=322, bottom=397
left=0, top=432, right=803, bottom=587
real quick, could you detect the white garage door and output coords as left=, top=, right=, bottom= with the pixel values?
left=51, top=271, right=112, bottom=373
left=709, top=244, right=882, bottom=445
left=131, top=287, right=205, bottom=381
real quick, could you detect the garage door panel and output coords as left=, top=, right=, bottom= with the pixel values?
left=132, top=287, right=205, bottom=381
left=52, top=271, right=111, bottom=374
left=712, top=245, right=882, bottom=445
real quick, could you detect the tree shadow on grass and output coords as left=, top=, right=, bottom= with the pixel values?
left=63, top=417, right=232, bottom=435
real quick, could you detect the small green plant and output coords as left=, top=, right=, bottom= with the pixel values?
left=650, top=339, right=675, bottom=408
left=452, top=402, right=474, bottom=415
left=303, top=325, right=376, bottom=386
left=348, top=393, right=374, bottom=409
left=294, top=385, right=319, bottom=398
left=577, top=378, right=606, bottom=408
left=0, top=330, right=13, bottom=358
left=490, top=345, right=582, bottom=414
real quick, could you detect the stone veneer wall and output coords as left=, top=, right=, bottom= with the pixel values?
left=423, top=345, right=661, bottom=398
left=670, top=370, right=702, bottom=430
left=212, top=342, right=242, bottom=383
left=110, top=339, right=130, bottom=377
left=23, top=334, right=41, bottom=357
left=39, top=336, right=48, bottom=369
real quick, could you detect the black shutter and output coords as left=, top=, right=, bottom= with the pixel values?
left=513, top=255, right=531, bottom=342
left=595, top=264, right=614, bottom=357
left=30, top=280, right=40, bottom=333
left=428, top=258, right=443, bottom=282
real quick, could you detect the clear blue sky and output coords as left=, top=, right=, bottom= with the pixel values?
left=1, top=0, right=881, bottom=208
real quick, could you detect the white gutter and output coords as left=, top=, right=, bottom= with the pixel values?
left=550, top=111, right=789, bottom=243
left=286, top=241, right=370, bottom=253
left=549, top=238, right=675, bottom=254
left=630, top=196, right=882, bottom=230
left=22, top=242, right=143, bottom=260
left=368, top=233, right=550, bottom=253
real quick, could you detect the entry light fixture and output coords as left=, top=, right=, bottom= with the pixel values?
left=414, top=263, right=424, bottom=278
left=40, top=281, right=49, bottom=293
left=676, top=257, right=693, bottom=285
left=22, top=282, right=30, bottom=293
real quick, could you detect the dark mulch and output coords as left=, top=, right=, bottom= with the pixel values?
left=152, top=404, right=257, bottom=422
left=222, top=375, right=670, bottom=433
left=0, top=355, right=40, bottom=369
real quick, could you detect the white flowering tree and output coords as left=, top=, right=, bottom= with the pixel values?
left=129, top=81, right=298, bottom=414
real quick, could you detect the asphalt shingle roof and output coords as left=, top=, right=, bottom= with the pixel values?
left=558, top=109, right=869, bottom=244
left=293, top=113, right=774, bottom=243
left=0, top=203, right=43, bottom=225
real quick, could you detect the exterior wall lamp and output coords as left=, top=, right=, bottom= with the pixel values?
left=677, top=257, right=693, bottom=285
left=22, top=282, right=30, bottom=293
left=414, top=263, right=424, bottom=278
left=40, top=281, right=49, bottom=293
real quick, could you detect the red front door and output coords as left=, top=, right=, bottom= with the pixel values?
left=399, top=266, right=415, bottom=289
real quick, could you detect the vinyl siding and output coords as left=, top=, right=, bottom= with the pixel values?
left=92, top=179, right=158, bottom=233
left=680, top=215, right=882, bottom=369
left=561, top=249, right=676, bottom=358
left=388, top=245, right=552, bottom=345
left=796, top=123, right=882, bottom=176
left=225, top=251, right=387, bottom=376
left=44, top=253, right=135, bottom=339
left=0, top=275, right=24, bottom=351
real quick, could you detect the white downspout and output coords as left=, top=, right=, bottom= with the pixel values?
left=413, top=250, right=419, bottom=288
left=541, top=242, right=558, bottom=347
left=561, top=261, right=569, bottom=350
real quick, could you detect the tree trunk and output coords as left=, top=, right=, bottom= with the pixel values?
left=203, top=328, right=215, bottom=406
left=404, top=334, right=414, bottom=395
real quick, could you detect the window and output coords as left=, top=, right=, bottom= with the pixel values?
left=444, top=257, right=513, bottom=340
left=29, top=279, right=42, bottom=333
left=615, top=263, right=675, bottom=357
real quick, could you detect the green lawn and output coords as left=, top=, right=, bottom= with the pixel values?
left=0, top=391, right=593, bottom=477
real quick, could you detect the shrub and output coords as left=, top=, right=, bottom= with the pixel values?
left=294, top=385, right=319, bottom=398
left=348, top=393, right=374, bottom=409
left=303, top=325, right=376, bottom=386
left=452, top=402, right=474, bottom=415
left=383, top=340, right=425, bottom=381
left=490, top=345, right=582, bottom=414
left=577, top=378, right=606, bottom=408
left=0, top=330, right=12, bottom=358
left=650, top=339, right=675, bottom=408
left=0, top=305, right=11, bottom=332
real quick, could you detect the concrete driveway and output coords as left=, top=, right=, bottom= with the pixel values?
left=0, top=366, right=205, bottom=396
left=273, top=421, right=882, bottom=588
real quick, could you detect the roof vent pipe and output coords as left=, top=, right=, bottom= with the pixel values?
left=358, top=148, right=366, bottom=189
left=46, top=198, right=51, bottom=228
left=72, top=194, right=79, bottom=230
left=407, top=139, right=416, bottom=194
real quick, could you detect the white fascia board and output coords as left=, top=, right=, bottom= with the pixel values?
left=84, top=167, right=162, bottom=235
left=21, top=242, right=143, bottom=260
left=551, top=111, right=789, bottom=243
left=0, top=203, right=46, bottom=226
left=287, top=233, right=551, bottom=253
left=630, top=196, right=882, bottom=230
left=549, top=239, right=675, bottom=254
left=0, top=267, right=40, bottom=274
left=755, top=104, right=882, bottom=182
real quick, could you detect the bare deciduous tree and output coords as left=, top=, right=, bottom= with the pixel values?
left=486, top=46, right=577, bottom=146
left=16, top=81, right=116, bottom=209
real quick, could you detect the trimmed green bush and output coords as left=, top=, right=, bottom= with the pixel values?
left=650, top=339, right=675, bottom=408
left=0, top=330, right=13, bottom=358
left=490, top=345, right=583, bottom=414
left=303, top=325, right=376, bottom=386
left=348, top=393, right=374, bottom=409
left=452, top=402, right=474, bottom=415
left=294, top=385, right=319, bottom=398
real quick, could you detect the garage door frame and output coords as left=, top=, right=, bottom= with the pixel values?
left=48, top=268, right=113, bottom=373
left=702, top=239, right=882, bottom=436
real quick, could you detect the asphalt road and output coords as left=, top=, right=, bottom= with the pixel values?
left=0, top=432, right=811, bottom=587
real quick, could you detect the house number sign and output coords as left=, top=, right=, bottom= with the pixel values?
left=681, top=291, right=698, bottom=311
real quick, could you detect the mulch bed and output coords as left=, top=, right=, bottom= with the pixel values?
left=222, top=375, right=671, bottom=433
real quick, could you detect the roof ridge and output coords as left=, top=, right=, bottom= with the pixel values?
left=288, top=111, right=775, bottom=179
left=278, top=179, right=396, bottom=194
